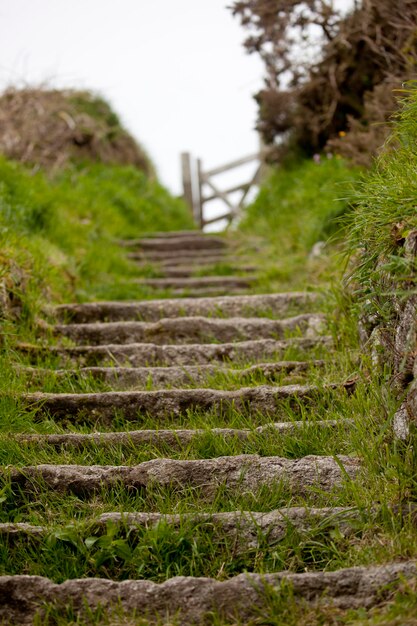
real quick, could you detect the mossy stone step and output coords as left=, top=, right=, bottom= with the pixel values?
left=120, top=230, right=204, bottom=241
left=18, top=337, right=332, bottom=367
left=0, top=506, right=360, bottom=550
left=21, top=360, right=325, bottom=389
left=137, top=276, right=256, bottom=290
left=23, top=383, right=341, bottom=423
left=55, top=292, right=318, bottom=323
left=129, top=252, right=233, bottom=266
left=54, top=314, right=325, bottom=346
left=137, top=264, right=257, bottom=277
left=15, top=419, right=351, bottom=449
left=7, top=454, right=360, bottom=497
left=0, top=562, right=413, bottom=625
left=128, top=235, right=228, bottom=252
left=127, top=248, right=230, bottom=261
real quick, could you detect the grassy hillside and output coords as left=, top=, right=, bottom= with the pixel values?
left=348, top=86, right=417, bottom=307
left=0, top=158, right=193, bottom=320
left=237, top=157, right=361, bottom=292
left=0, top=88, right=153, bottom=174
left=240, top=157, right=360, bottom=253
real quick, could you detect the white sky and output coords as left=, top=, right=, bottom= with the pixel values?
left=0, top=0, right=353, bottom=211
left=0, top=0, right=266, bottom=197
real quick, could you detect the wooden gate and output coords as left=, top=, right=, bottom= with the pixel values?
left=181, top=150, right=267, bottom=229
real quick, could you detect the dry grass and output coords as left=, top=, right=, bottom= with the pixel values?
left=0, top=87, right=152, bottom=175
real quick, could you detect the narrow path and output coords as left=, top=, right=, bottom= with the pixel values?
left=0, top=231, right=413, bottom=624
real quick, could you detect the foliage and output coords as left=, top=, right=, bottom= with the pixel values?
left=232, top=0, right=417, bottom=164
left=231, top=0, right=341, bottom=90
left=347, top=85, right=417, bottom=301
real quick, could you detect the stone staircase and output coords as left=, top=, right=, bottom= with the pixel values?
left=1, top=231, right=415, bottom=624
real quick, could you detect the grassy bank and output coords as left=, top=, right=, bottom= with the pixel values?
left=237, top=157, right=361, bottom=292
left=347, top=86, right=417, bottom=315
left=0, top=157, right=193, bottom=314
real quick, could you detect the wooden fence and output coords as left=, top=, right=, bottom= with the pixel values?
left=181, top=150, right=267, bottom=229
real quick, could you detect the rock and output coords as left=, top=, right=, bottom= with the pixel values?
left=54, top=292, right=320, bottom=323
left=24, top=383, right=334, bottom=423
left=20, top=360, right=324, bottom=390
left=17, top=336, right=332, bottom=367
left=0, top=562, right=414, bottom=625
left=16, top=420, right=352, bottom=449
left=7, top=455, right=360, bottom=497
left=128, top=235, right=227, bottom=252
left=309, top=241, right=326, bottom=260
left=393, top=403, right=410, bottom=441
left=136, top=276, right=255, bottom=290
left=54, top=314, right=326, bottom=346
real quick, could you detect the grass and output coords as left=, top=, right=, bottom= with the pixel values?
left=345, top=84, right=417, bottom=338
left=236, top=156, right=361, bottom=293
left=0, top=156, right=193, bottom=311
left=2, top=93, right=417, bottom=623
left=0, top=508, right=369, bottom=582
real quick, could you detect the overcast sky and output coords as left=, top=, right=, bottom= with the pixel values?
left=0, top=0, right=353, bottom=205
left=0, top=0, right=267, bottom=196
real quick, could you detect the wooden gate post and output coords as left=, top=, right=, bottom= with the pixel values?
left=181, top=152, right=194, bottom=218
left=196, top=158, right=204, bottom=229
left=181, top=147, right=270, bottom=229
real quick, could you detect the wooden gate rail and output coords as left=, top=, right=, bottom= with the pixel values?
left=181, top=150, right=267, bottom=229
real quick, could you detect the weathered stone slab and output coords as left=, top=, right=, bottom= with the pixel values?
left=54, top=314, right=325, bottom=346
left=0, top=507, right=360, bottom=548
left=18, top=337, right=332, bottom=367
left=0, top=523, right=44, bottom=537
left=120, top=230, right=203, bottom=242
left=21, top=360, right=324, bottom=389
left=55, top=292, right=319, bottom=323
left=95, top=506, right=360, bottom=549
left=147, top=265, right=257, bottom=278
left=127, top=235, right=228, bottom=252
left=137, top=276, right=255, bottom=290
left=130, top=253, right=233, bottom=268
left=0, top=561, right=413, bottom=625
left=127, top=249, right=229, bottom=262
left=16, top=420, right=351, bottom=448
left=7, top=455, right=360, bottom=496
left=156, top=286, right=250, bottom=297
left=24, top=383, right=333, bottom=421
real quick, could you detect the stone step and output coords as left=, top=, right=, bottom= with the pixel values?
left=18, top=337, right=332, bottom=367
left=15, top=420, right=350, bottom=449
left=126, top=235, right=228, bottom=252
left=55, top=292, right=318, bottom=323
left=21, top=360, right=325, bottom=389
left=1, top=562, right=413, bottom=625
left=137, top=276, right=255, bottom=290
left=54, top=314, right=325, bottom=346
left=134, top=261, right=255, bottom=275
left=0, top=523, right=44, bottom=538
left=24, top=383, right=338, bottom=422
left=121, top=230, right=203, bottom=242
left=154, top=286, right=251, bottom=297
left=148, top=265, right=257, bottom=278
left=127, top=249, right=230, bottom=262
left=0, top=506, right=359, bottom=549
left=96, top=506, right=360, bottom=544
left=7, top=455, right=360, bottom=497
left=129, top=252, right=232, bottom=265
